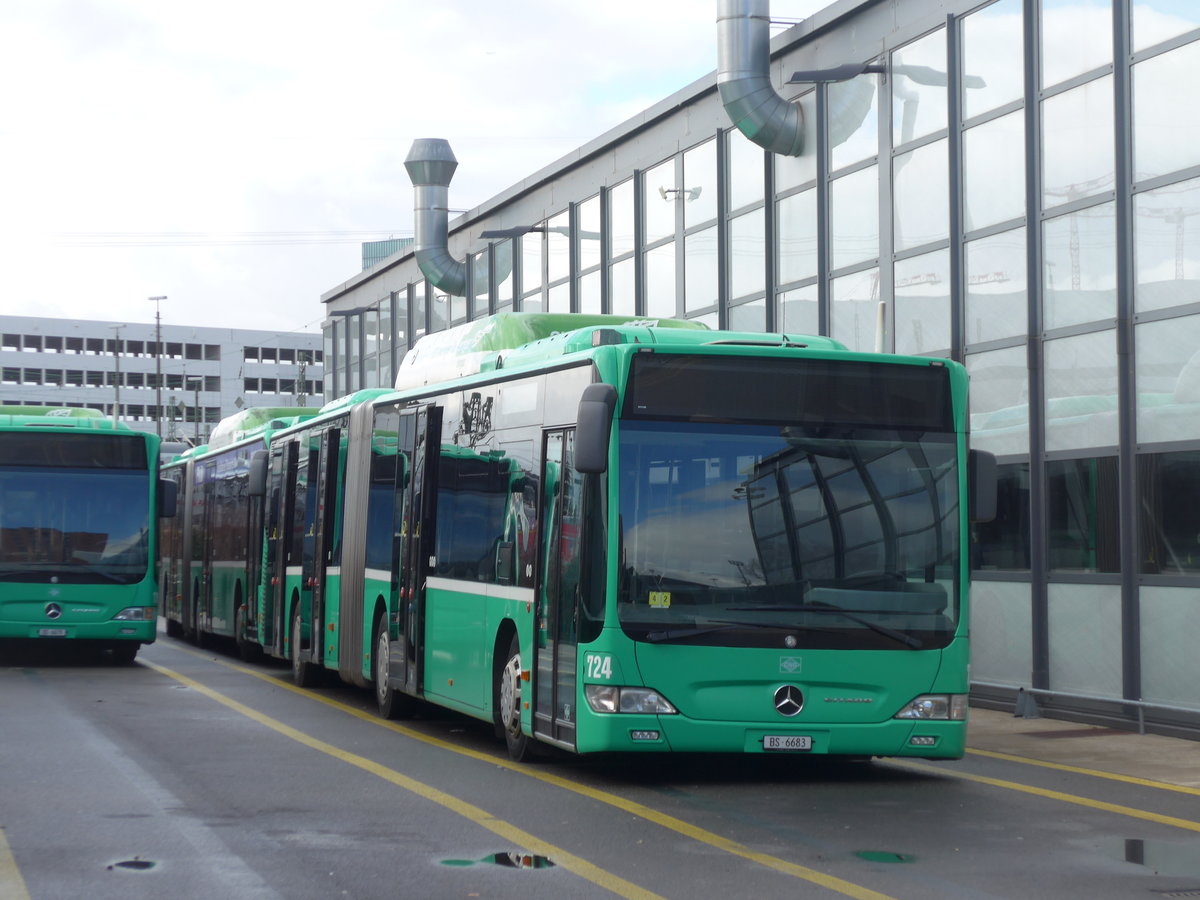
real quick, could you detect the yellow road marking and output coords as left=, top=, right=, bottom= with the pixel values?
left=0, top=827, right=32, bottom=900
left=892, top=760, right=1200, bottom=833
left=966, top=747, right=1200, bottom=797
left=157, top=651, right=897, bottom=900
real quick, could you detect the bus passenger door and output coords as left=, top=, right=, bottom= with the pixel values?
left=534, top=430, right=580, bottom=750
left=304, top=426, right=342, bottom=668
left=263, top=442, right=293, bottom=657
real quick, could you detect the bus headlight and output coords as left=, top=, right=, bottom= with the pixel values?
left=584, top=684, right=678, bottom=715
left=894, top=694, right=967, bottom=721
left=112, top=606, right=157, bottom=622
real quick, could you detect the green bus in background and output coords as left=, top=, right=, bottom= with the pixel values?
left=0, top=407, right=175, bottom=664
left=232, top=312, right=996, bottom=761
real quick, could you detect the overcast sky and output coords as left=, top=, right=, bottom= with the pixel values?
left=0, top=1, right=824, bottom=337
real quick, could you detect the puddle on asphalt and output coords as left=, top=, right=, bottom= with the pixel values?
left=441, top=852, right=556, bottom=870
left=1110, top=838, right=1200, bottom=877
left=108, top=858, right=156, bottom=872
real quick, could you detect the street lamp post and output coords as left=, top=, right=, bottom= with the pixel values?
left=186, top=377, right=202, bottom=444
left=149, top=295, right=167, bottom=438
left=110, top=324, right=123, bottom=424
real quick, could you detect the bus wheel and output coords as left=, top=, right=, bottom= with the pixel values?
left=165, top=617, right=183, bottom=639
left=374, top=618, right=414, bottom=720
left=497, top=634, right=533, bottom=761
left=291, top=611, right=320, bottom=688
left=110, top=644, right=138, bottom=666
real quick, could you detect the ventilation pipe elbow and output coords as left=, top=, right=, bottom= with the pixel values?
left=717, top=0, right=804, bottom=157
left=404, top=138, right=468, bottom=297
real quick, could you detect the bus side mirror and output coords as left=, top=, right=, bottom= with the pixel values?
left=249, top=449, right=268, bottom=498
left=575, top=383, right=617, bottom=474
left=969, top=449, right=997, bottom=524
left=158, top=479, right=178, bottom=518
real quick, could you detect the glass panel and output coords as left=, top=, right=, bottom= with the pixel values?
left=777, top=188, right=818, bottom=286
left=729, top=210, right=765, bottom=299
left=961, top=0, right=1024, bottom=119
left=495, top=240, right=514, bottom=310
left=379, top=299, right=392, bottom=357
left=965, top=227, right=1028, bottom=345
left=891, top=28, right=948, bottom=146
left=413, top=281, right=427, bottom=338
left=728, top=298, right=766, bottom=332
left=430, top=290, right=450, bottom=332
left=968, top=581, right=1032, bottom=685
left=829, top=73, right=880, bottom=171
left=522, top=231, right=543, bottom=292
left=1042, top=76, right=1114, bottom=209
left=1041, top=0, right=1112, bottom=88
left=610, top=179, right=636, bottom=258
left=1140, top=586, right=1200, bottom=711
left=1136, top=314, right=1200, bottom=443
left=964, top=111, right=1026, bottom=231
left=471, top=251, right=490, bottom=316
left=1133, top=1, right=1200, bottom=52
left=450, top=291, right=467, bottom=325
left=348, top=313, right=361, bottom=392
left=1138, top=454, right=1200, bottom=574
left=1135, top=175, right=1200, bottom=313
left=1043, top=203, right=1117, bottom=330
left=830, top=165, right=879, bottom=270
left=1046, top=457, right=1120, bottom=572
left=547, top=282, right=569, bottom=314
left=728, top=130, right=765, bottom=212
left=644, top=158, right=677, bottom=244
left=972, top=462, right=1031, bottom=570
left=831, top=267, right=880, bottom=352
left=363, top=310, right=378, bottom=384
left=894, top=138, right=949, bottom=251
left=1047, top=583, right=1122, bottom=695
left=1044, top=329, right=1119, bottom=451
left=645, top=241, right=676, bottom=318
left=546, top=210, right=570, bottom=285
left=779, top=284, right=819, bottom=335
left=579, top=270, right=601, bottom=314
left=579, top=194, right=601, bottom=272
left=611, top=256, right=636, bottom=315
left=968, top=345, right=1030, bottom=456
left=894, top=249, right=951, bottom=355
left=1134, top=40, right=1200, bottom=182
left=395, top=289, right=408, bottom=347
left=684, top=225, right=719, bottom=312
left=683, top=139, right=718, bottom=228
left=774, top=92, right=818, bottom=190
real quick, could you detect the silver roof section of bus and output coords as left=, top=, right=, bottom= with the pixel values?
left=404, top=138, right=469, bottom=297
left=717, top=0, right=804, bottom=157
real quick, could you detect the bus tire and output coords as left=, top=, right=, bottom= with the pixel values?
left=374, top=616, right=414, bottom=720
left=291, top=610, right=320, bottom=688
left=497, top=633, right=534, bottom=762
left=165, top=616, right=183, bottom=639
left=110, top=644, right=138, bottom=666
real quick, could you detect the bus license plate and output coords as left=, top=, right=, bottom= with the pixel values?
left=38, top=628, right=68, bottom=637
left=764, top=735, right=812, bottom=751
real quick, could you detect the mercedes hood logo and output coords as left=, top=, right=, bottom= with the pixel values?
left=774, top=684, right=804, bottom=717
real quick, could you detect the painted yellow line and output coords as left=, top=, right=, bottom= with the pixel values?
left=893, top=760, right=1200, bottom=833
left=0, top=827, right=32, bottom=900
left=143, top=660, right=663, bottom=900
left=170, top=649, right=896, bottom=900
left=966, top=747, right=1200, bottom=797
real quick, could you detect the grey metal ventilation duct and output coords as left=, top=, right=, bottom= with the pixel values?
left=717, top=0, right=805, bottom=157
left=404, top=138, right=468, bottom=297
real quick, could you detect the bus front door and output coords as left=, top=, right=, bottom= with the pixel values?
left=303, top=426, right=342, bottom=670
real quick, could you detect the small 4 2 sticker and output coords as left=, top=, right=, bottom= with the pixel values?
left=585, top=653, right=614, bottom=681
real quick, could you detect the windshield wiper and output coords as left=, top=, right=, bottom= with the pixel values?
left=643, top=618, right=792, bottom=643
left=725, top=602, right=924, bottom=650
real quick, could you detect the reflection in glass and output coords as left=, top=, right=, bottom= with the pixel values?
left=1136, top=176, right=1200, bottom=313
left=779, top=284, right=819, bottom=335
left=610, top=179, right=636, bottom=258
left=395, top=289, right=408, bottom=346
left=1046, top=456, right=1120, bottom=572
left=1043, top=76, right=1114, bottom=209
left=495, top=240, right=514, bottom=310
left=1044, top=329, right=1118, bottom=452
left=683, top=139, right=718, bottom=228
left=972, top=462, right=1031, bottom=570
left=829, top=74, right=879, bottom=170
left=413, top=281, right=427, bottom=338
left=961, top=0, right=1024, bottom=119
left=967, top=345, right=1029, bottom=456
left=547, top=282, right=569, bottom=314
left=1133, top=1, right=1200, bottom=53
left=611, top=256, right=635, bottom=315
left=831, top=267, right=880, bottom=352
left=775, top=92, right=818, bottom=190
left=777, top=189, right=818, bottom=286
left=728, top=130, right=765, bottom=212
left=522, top=232, right=543, bottom=293
left=579, top=195, right=601, bottom=272
left=1042, top=0, right=1112, bottom=88
left=645, top=242, right=676, bottom=318
left=685, top=226, right=719, bottom=312
left=831, top=166, right=879, bottom=270
left=546, top=210, right=570, bottom=285
left=1043, top=203, right=1116, bottom=330
left=1138, top=452, right=1200, bottom=573
left=894, top=139, right=949, bottom=251
left=1134, top=40, right=1200, bottom=183
left=579, top=270, right=601, bottom=315
left=966, top=228, right=1027, bottom=345
left=964, top=111, right=1026, bottom=231
left=644, top=158, right=677, bottom=244
left=1135, top=315, right=1200, bottom=444
left=728, top=297, right=765, bottom=331
left=895, top=250, right=951, bottom=355
left=730, top=210, right=765, bottom=299
left=892, top=28, right=948, bottom=146
left=471, top=251, right=490, bottom=317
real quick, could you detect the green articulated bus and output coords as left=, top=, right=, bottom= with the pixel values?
left=0, top=406, right=175, bottom=664
left=181, top=313, right=997, bottom=760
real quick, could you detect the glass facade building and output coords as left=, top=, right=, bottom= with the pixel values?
left=321, top=0, right=1200, bottom=732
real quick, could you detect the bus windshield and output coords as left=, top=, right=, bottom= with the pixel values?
left=616, top=420, right=960, bottom=650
